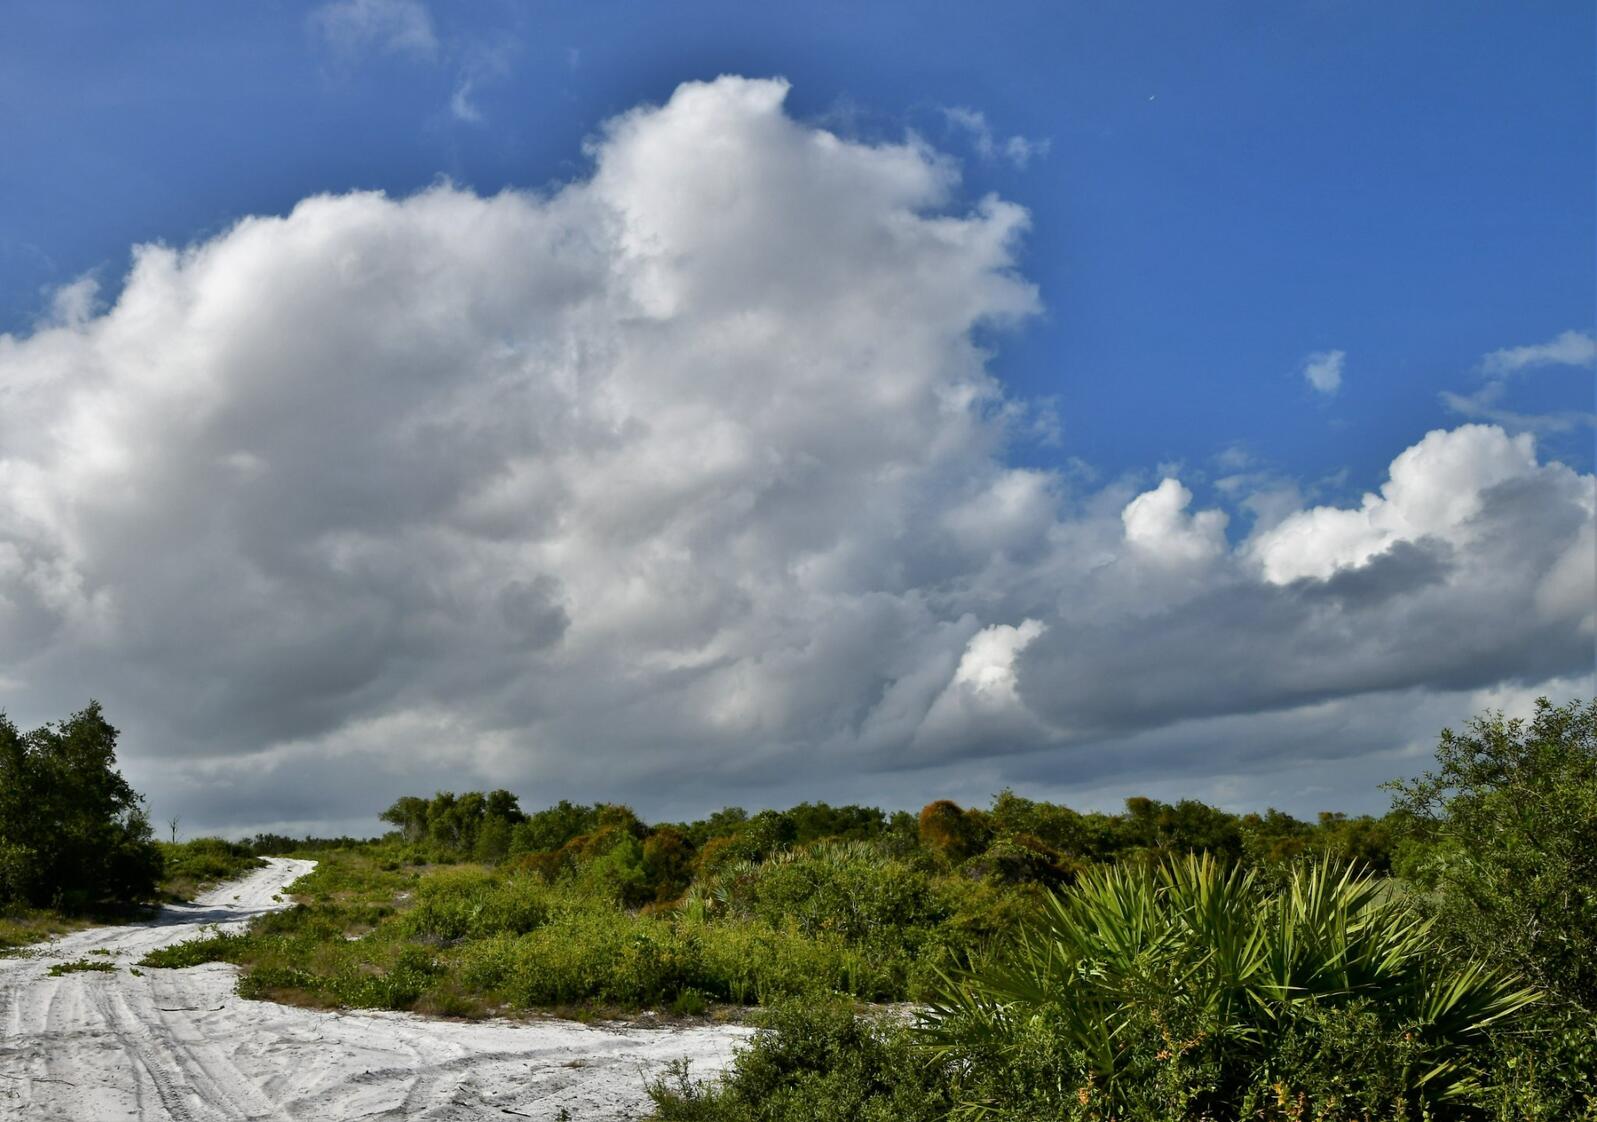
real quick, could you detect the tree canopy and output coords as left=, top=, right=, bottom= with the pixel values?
left=0, top=702, right=163, bottom=910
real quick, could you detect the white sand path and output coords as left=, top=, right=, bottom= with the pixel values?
left=0, top=858, right=749, bottom=1121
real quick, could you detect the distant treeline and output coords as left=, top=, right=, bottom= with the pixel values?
left=374, top=786, right=1400, bottom=907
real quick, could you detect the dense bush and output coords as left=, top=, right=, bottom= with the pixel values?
left=697, top=842, right=943, bottom=943
left=1389, top=696, right=1597, bottom=1119
left=379, top=789, right=528, bottom=860
left=0, top=702, right=163, bottom=911
left=650, top=1001, right=952, bottom=1121
left=923, top=855, right=1538, bottom=1120
left=399, top=866, right=551, bottom=941
left=1389, top=697, right=1597, bottom=1013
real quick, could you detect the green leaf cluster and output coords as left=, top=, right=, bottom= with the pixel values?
left=922, top=855, right=1538, bottom=1119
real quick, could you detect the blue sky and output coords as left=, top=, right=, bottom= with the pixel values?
left=5, top=2, right=1591, bottom=494
left=0, top=2, right=1592, bottom=831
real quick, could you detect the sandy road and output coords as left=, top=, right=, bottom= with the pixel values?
left=0, top=859, right=748, bottom=1120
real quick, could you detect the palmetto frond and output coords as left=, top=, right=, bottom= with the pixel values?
left=922, top=853, right=1539, bottom=1116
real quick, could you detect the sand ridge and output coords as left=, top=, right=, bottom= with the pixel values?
left=0, top=858, right=748, bottom=1120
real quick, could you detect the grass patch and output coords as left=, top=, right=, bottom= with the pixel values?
left=157, top=837, right=266, bottom=902
left=204, top=842, right=1018, bottom=1020
left=48, top=958, right=117, bottom=976
left=0, top=909, right=101, bottom=955
left=139, top=929, right=249, bottom=968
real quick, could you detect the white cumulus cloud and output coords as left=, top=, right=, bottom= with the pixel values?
left=1249, top=425, right=1544, bottom=583
left=1122, top=478, right=1229, bottom=567
left=0, top=77, right=1589, bottom=832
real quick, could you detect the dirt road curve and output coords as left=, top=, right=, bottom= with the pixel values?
left=0, top=858, right=748, bottom=1121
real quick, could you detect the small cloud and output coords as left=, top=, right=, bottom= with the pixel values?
left=1002, top=135, right=1050, bottom=170
left=448, top=39, right=516, bottom=125
left=1214, top=443, right=1253, bottom=471
left=943, top=106, right=1050, bottom=170
left=1442, top=329, right=1597, bottom=433
left=450, top=80, right=481, bottom=122
left=1440, top=383, right=1594, bottom=434
left=566, top=46, right=582, bottom=71
left=1300, top=349, right=1344, bottom=396
left=310, top=0, right=438, bottom=60
left=1482, top=329, right=1597, bottom=376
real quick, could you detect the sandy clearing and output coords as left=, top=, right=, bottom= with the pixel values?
left=0, top=858, right=749, bottom=1121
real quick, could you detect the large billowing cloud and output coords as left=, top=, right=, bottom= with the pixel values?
left=0, top=78, right=1590, bottom=832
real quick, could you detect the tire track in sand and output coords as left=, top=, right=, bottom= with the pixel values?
left=1, top=857, right=749, bottom=1120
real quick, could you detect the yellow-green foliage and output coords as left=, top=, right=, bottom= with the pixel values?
left=134, top=704, right=1595, bottom=1118
left=400, top=866, right=551, bottom=941
left=151, top=836, right=1013, bottom=1016
left=157, top=837, right=265, bottom=902
left=0, top=908, right=98, bottom=954
left=917, top=801, right=990, bottom=866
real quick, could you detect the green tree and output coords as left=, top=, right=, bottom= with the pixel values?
left=917, top=801, right=989, bottom=866
left=378, top=795, right=430, bottom=841
left=510, top=799, right=599, bottom=854
left=1388, top=696, right=1597, bottom=1012
left=642, top=826, right=696, bottom=902
left=0, top=702, right=163, bottom=910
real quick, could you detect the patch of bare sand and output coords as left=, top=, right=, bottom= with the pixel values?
left=0, top=858, right=748, bottom=1120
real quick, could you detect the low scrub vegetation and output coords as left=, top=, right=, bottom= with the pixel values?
left=47, top=958, right=118, bottom=976
left=644, top=698, right=1595, bottom=1121
left=156, top=837, right=265, bottom=902
left=0, top=909, right=100, bottom=955
left=649, top=1001, right=953, bottom=1121
left=924, top=856, right=1537, bottom=1118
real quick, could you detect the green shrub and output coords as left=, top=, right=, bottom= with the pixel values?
left=692, top=916, right=890, bottom=1004
left=649, top=1000, right=952, bottom=1122
left=643, top=827, right=696, bottom=902
left=48, top=958, right=117, bottom=976
left=1389, top=697, right=1597, bottom=1013
left=157, top=837, right=265, bottom=900
left=703, top=842, right=944, bottom=945
left=1478, top=1008, right=1597, bottom=1121
left=577, top=834, right=650, bottom=906
left=139, top=929, right=248, bottom=968
left=399, top=867, right=551, bottom=942
left=923, top=855, right=1538, bottom=1120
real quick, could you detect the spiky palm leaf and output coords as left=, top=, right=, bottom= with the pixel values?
left=920, top=854, right=1539, bottom=1117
